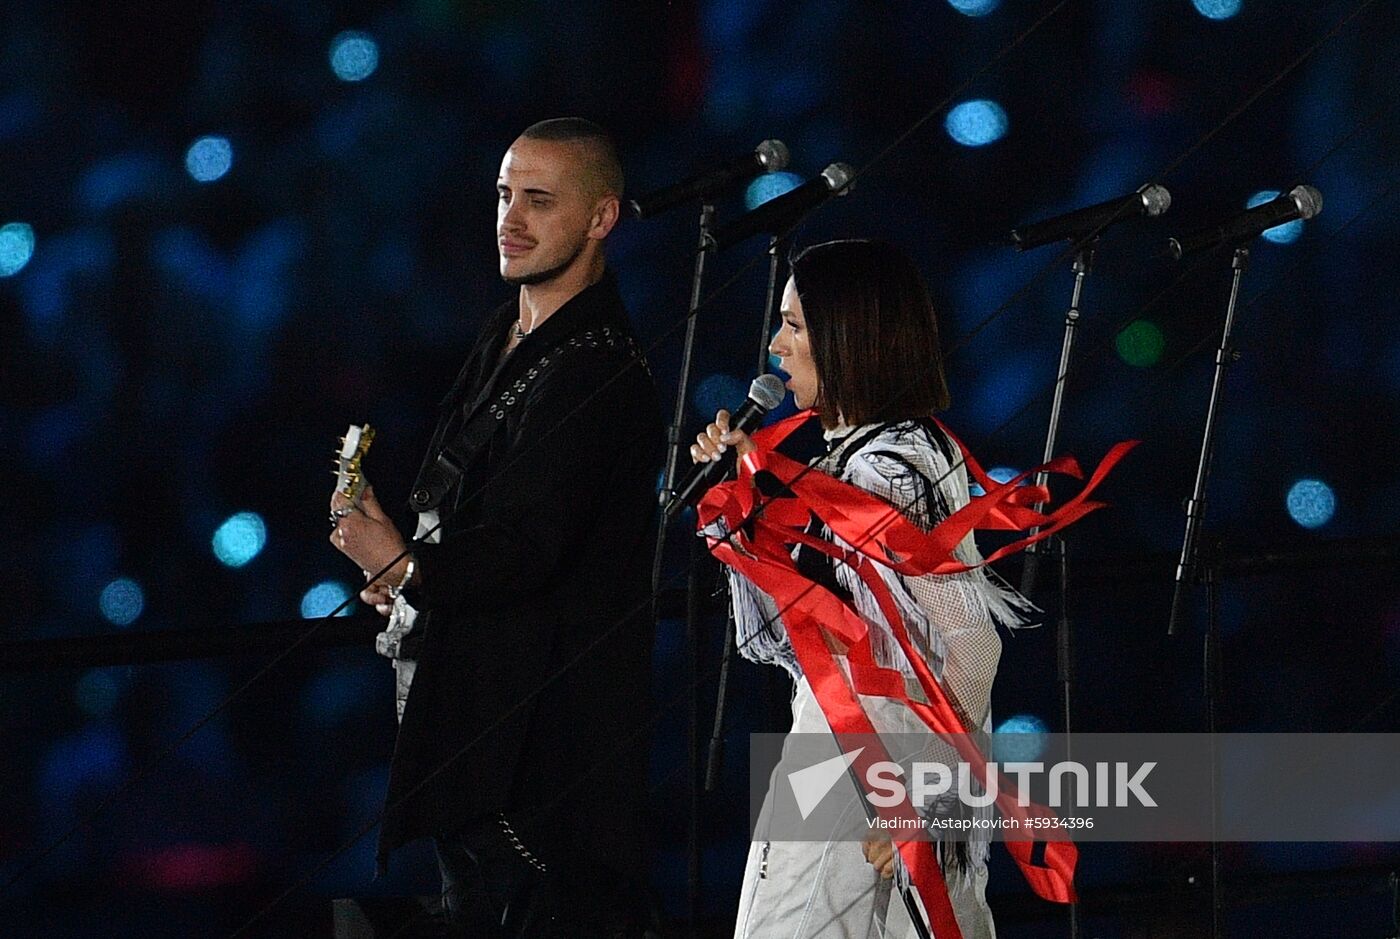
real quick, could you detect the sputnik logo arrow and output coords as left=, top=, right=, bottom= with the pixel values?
left=787, top=747, right=865, bottom=820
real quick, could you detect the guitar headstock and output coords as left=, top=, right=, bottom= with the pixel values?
left=334, top=424, right=375, bottom=504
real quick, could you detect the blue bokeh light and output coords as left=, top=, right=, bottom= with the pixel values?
left=329, top=31, right=379, bottom=82
left=78, top=151, right=161, bottom=213
left=692, top=372, right=749, bottom=421
left=997, top=713, right=1048, bottom=735
left=185, top=136, right=233, bottom=183
left=1192, top=0, right=1242, bottom=20
left=75, top=669, right=124, bottom=718
left=150, top=226, right=232, bottom=300
left=300, top=580, right=354, bottom=619
left=744, top=171, right=803, bottom=211
left=40, top=726, right=126, bottom=814
left=99, top=577, right=144, bottom=627
left=0, top=222, right=36, bottom=276
left=1286, top=478, right=1336, bottom=529
left=956, top=352, right=1038, bottom=434
left=17, top=228, right=114, bottom=331
left=211, top=512, right=267, bottom=568
left=1246, top=190, right=1304, bottom=244
left=945, top=100, right=1008, bottom=147
left=971, top=466, right=1020, bottom=498
left=234, top=219, right=303, bottom=331
left=947, top=0, right=1000, bottom=16
left=992, top=713, right=1050, bottom=761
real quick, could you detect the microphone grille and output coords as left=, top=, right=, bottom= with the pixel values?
left=756, top=139, right=790, bottom=172
left=749, top=373, right=787, bottom=410
left=821, top=162, right=856, bottom=193
left=1289, top=184, right=1323, bottom=220
left=1139, top=183, right=1172, bottom=217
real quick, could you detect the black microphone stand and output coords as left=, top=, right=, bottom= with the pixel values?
left=653, top=203, right=715, bottom=595
left=1169, top=245, right=1251, bottom=939
left=704, top=234, right=785, bottom=796
left=1019, top=240, right=1096, bottom=939
left=1020, top=241, right=1094, bottom=599
left=754, top=236, right=784, bottom=378
left=647, top=203, right=714, bottom=936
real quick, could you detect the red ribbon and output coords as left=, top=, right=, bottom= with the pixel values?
left=699, top=412, right=1136, bottom=935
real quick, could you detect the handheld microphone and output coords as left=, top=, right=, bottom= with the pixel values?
left=1167, top=185, right=1322, bottom=260
left=1011, top=183, right=1172, bottom=250
left=665, top=374, right=786, bottom=516
left=704, top=163, right=855, bottom=253
left=628, top=140, right=790, bottom=219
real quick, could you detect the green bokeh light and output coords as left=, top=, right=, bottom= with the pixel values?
left=1116, top=319, right=1165, bottom=368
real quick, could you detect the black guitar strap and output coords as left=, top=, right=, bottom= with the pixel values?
left=408, top=342, right=563, bottom=513
left=408, top=326, right=647, bottom=514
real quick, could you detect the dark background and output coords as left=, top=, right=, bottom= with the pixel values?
left=1, top=0, right=1397, bottom=935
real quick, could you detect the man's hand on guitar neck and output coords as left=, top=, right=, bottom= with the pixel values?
left=329, top=483, right=417, bottom=607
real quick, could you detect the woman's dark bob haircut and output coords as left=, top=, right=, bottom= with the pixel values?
left=789, top=239, right=951, bottom=428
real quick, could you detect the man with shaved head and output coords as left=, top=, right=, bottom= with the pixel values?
left=495, top=118, right=626, bottom=291
left=330, top=118, right=660, bottom=936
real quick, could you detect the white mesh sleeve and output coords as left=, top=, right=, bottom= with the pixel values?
left=838, top=431, right=1026, bottom=730
left=699, top=513, right=801, bottom=676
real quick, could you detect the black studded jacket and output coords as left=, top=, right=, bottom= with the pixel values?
left=378, top=271, right=662, bottom=872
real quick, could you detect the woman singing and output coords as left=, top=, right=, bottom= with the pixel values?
left=692, top=239, right=1031, bottom=938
